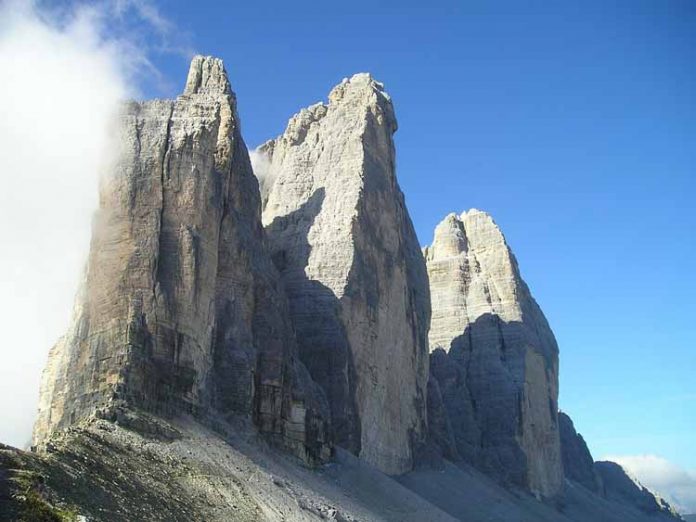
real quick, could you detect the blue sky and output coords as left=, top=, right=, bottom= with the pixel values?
left=1, top=0, right=693, bottom=503
left=145, top=0, right=696, bottom=471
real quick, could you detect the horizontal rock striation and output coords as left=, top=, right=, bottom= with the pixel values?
left=256, top=73, right=431, bottom=475
left=424, top=210, right=563, bottom=498
left=33, top=56, right=330, bottom=463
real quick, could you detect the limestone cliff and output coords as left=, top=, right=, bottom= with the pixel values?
left=33, top=56, right=330, bottom=462
left=424, top=210, right=563, bottom=498
left=256, top=74, right=431, bottom=475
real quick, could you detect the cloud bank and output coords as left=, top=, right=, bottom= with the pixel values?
left=604, top=454, right=696, bottom=514
left=249, top=146, right=277, bottom=205
left=0, top=0, right=182, bottom=448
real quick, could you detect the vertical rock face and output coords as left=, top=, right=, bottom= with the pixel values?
left=424, top=210, right=563, bottom=498
left=256, top=74, right=431, bottom=475
left=33, top=56, right=330, bottom=462
left=559, top=411, right=601, bottom=493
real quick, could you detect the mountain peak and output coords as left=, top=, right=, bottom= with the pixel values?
left=426, top=208, right=563, bottom=498
left=183, top=55, right=231, bottom=96
left=328, top=72, right=397, bottom=132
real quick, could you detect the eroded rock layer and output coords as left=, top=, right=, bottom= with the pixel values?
left=424, top=210, right=563, bottom=497
left=257, top=74, right=431, bottom=474
left=33, top=56, right=330, bottom=463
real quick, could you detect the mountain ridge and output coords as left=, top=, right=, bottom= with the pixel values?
left=0, top=55, right=682, bottom=522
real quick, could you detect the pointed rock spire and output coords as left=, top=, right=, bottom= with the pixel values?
left=426, top=210, right=563, bottom=498
left=257, top=73, right=429, bottom=475
left=183, top=55, right=231, bottom=96
left=33, top=56, right=331, bottom=464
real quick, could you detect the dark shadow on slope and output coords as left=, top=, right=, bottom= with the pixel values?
left=398, top=459, right=571, bottom=522
left=266, top=189, right=362, bottom=455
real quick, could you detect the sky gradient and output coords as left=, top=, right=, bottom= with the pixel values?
left=1, top=0, right=694, bottom=512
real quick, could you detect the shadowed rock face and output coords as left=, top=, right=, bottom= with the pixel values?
left=424, top=210, right=563, bottom=498
left=558, top=411, right=600, bottom=493
left=256, top=74, right=431, bottom=475
left=32, top=56, right=330, bottom=463
left=595, top=461, right=680, bottom=518
left=425, top=365, right=460, bottom=462
left=560, top=414, right=681, bottom=518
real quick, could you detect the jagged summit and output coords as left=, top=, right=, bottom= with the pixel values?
left=253, top=71, right=398, bottom=206
left=331, top=72, right=391, bottom=98
left=328, top=72, right=397, bottom=132
left=264, top=72, right=396, bottom=151
left=425, top=212, right=468, bottom=259
left=183, top=55, right=232, bottom=96
left=425, top=210, right=508, bottom=262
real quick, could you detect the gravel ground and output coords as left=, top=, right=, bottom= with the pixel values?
left=0, top=413, right=682, bottom=521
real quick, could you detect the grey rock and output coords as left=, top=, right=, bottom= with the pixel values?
left=257, top=73, right=431, bottom=475
left=558, top=411, right=601, bottom=493
left=15, top=53, right=684, bottom=522
left=32, top=56, right=331, bottom=463
left=5, top=416, right=460, bottom=522
left=425, top=364, right=460, bottom=462
left=1, top=416, right=683, bottom=522
left=424, top=210, right=563, bottom=498
left=595, top=461, right=681, bottom=518
left=429, top=347, right=479, bottom=463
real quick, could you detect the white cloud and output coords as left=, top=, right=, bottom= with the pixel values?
left=249, top=146, right=276, bottom=205
left=604, top=454, right=696, bottom=514
left=0, top=0, right=181, bottom=449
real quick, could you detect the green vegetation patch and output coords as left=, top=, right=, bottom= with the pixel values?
left=1, top=449, right=79, bottom=522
